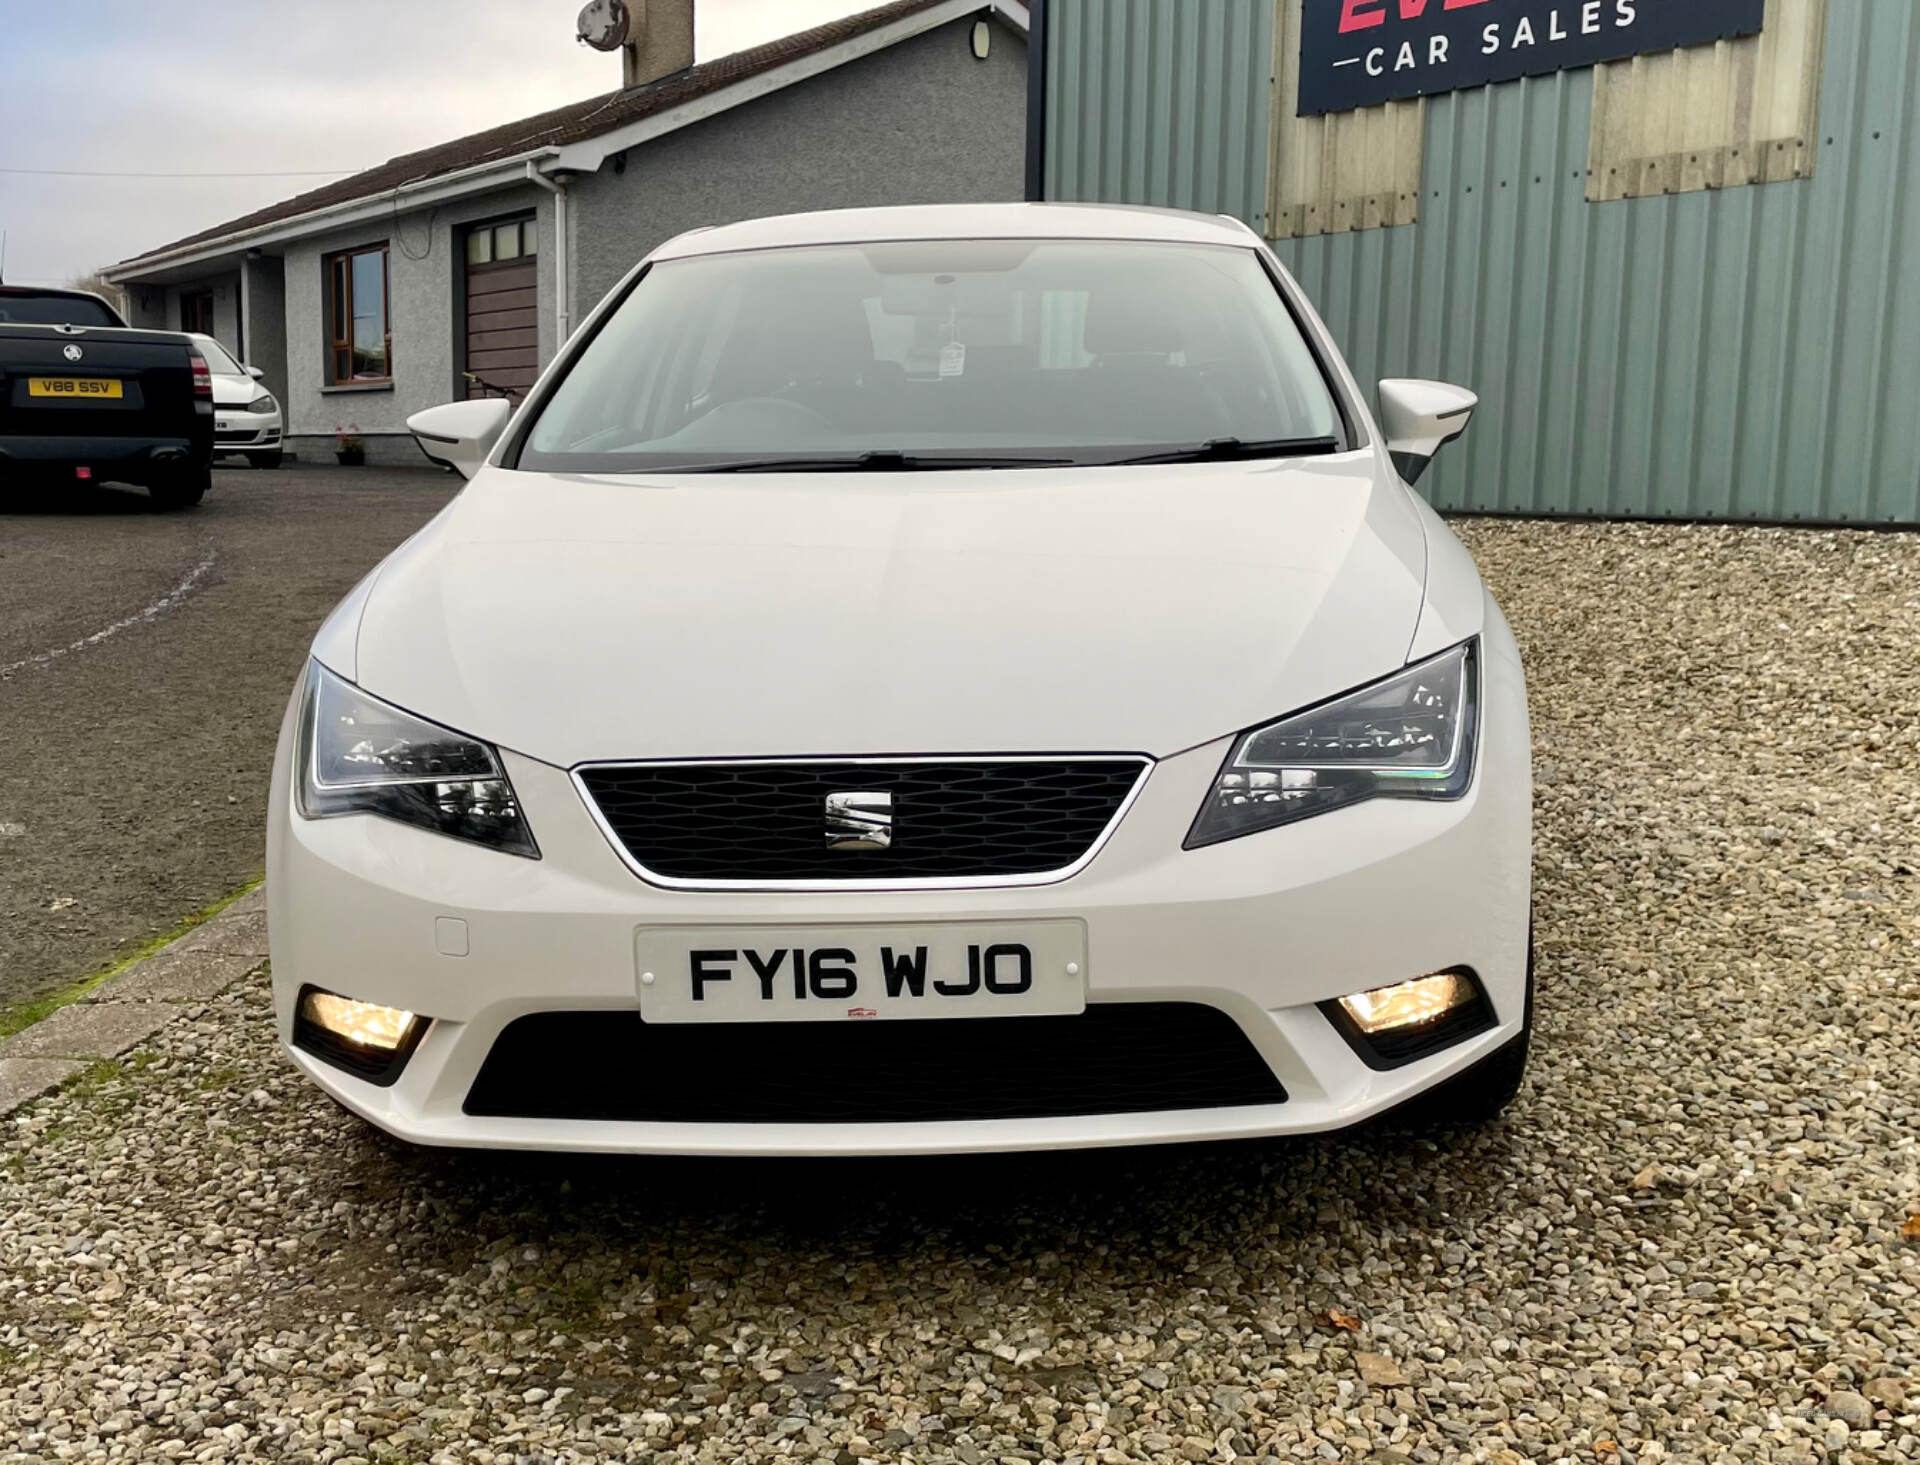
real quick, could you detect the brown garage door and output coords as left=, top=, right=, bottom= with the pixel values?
left=464, top=217, right=539, bottom=400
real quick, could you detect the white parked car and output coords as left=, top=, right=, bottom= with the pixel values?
left=267, top=203, right=1532, bottom=1156
left=193, top=334, right=282, bottom=468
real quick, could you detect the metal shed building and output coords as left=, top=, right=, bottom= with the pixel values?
left=1032, top=0, right=1920, bottom=525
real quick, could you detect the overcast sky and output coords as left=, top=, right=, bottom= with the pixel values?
left=0, top=0, right=872, bottom=285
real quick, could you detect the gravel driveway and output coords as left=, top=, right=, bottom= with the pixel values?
left=2, top=520, right=1916, bottom=1465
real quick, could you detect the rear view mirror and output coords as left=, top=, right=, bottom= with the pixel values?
left=407, top=398, right=512, bottom=479
left=1377, top=379, right=1477, bottom=485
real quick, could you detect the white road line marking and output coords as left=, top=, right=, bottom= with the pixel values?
left=0, top=545, right=218, bottom=681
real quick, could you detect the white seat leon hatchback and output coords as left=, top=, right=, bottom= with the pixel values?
left=268, top=202, right=1533, bottom=1157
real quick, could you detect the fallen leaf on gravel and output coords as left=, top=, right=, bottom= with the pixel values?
left=1631, top=1166, right=1661, bottom=1191
left=95, top=1271, right=125, bottom=1302
left=1900, top=1213, right=1920, bottom=1241
left=1354, top=1351, right=1408, bottom=1386
left=1593, top=1442, right=1620, bottom=1459
left=47, top=896, right=75, bottom=911
left=1317, top=1308, right=1363, bottom=1333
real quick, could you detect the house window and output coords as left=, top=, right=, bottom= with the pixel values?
left=465, top=218, right=538, bottom=266
left=326, top=244, right=390, bottom=384
left=180, top=290, right=214, bottom=334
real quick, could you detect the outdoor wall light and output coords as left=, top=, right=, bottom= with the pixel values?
left=971, top=19, right=991, bottom=59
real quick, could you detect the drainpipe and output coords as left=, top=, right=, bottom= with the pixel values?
left=524, top=161, right=572, bottom=343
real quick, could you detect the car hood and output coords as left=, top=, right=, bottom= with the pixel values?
left=345, top=455, right=1432, bottom=765
left=211, top=374, right=261, bottom=406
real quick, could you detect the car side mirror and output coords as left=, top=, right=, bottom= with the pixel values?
left=407, top=398, right=512, bottom=479
left=1377, top=379, right=1477, bottom=485
left=246, top=365, right=266, bottom=379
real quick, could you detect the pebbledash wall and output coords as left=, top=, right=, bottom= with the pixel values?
left=571, top=20, right=1029, bottom=307
left=1039, top=0, right=1920, bottom=526
left=278, top=189, right=560, bottom=451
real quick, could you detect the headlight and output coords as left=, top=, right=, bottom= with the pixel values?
left=295, top=661, right=539, bottom=858
left=247, top=394, right=278, bottom=413
left=1185, top=639, right=1477, bottom=847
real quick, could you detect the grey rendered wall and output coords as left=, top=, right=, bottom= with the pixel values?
left=281, top=186, right=554, bottom=455
left=1045, top=0, right=1920, bottom=526
left=569, top=17, right=1028, bottom=311
left=241, top=256, right=288, bottom=403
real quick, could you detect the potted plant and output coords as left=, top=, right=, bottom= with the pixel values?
left=334, top=425, right=365, bottom=467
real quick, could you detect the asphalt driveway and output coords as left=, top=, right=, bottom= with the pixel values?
left=0, top=463, right=457, bottom=1009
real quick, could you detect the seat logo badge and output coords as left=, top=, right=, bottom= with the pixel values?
left=63, top=344, right=84, bottom=362
left=825, top=791, right=892, bottom=851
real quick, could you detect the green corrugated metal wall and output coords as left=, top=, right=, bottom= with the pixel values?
left=1044, top=0, right=1920, bottom=525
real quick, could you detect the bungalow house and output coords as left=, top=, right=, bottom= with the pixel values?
left=104, top=0, right=1029, bottom=464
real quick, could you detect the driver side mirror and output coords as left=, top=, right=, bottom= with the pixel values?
left=245, top=365, right=266, bottom=380
left=407, top=398, right=512, bottom=479
left=1377, top=379, right=1476, bottom=485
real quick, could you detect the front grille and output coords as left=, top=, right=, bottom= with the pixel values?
left=464, top=1003, right=1287, bottom=1124
left=577, top=758, right=1148, bottom=885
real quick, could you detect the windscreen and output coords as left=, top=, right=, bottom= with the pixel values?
left=520, top=239, right=1342, bottom=471
left=194, top=337, right=244, bottom=375
left=0, top=292, right=120, bottom=328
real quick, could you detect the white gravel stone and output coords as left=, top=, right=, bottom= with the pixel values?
left=1, top=520, right=1917, bottom=1465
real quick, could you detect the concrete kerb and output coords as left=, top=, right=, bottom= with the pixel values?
left=0, top=885, right=268, bottom=1116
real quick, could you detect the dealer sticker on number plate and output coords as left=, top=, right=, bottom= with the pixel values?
left=636, top=921, right=1088, bottom=1023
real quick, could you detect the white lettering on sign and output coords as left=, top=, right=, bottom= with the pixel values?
left=1300, top=0, right=1763, bottom=116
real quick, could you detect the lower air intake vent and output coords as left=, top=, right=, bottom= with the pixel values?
left=465, top=1003, right=1286, bottom=1123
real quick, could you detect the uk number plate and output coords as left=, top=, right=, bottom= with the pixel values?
left=28, top=377, right=123, bottom=399
left=636, top=921, right=1088, bottom=1023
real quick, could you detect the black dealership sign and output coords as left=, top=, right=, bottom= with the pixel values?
left=1298, top=0, right=1767, bottom=116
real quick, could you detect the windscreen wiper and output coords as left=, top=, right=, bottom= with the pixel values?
left=674, top=451, right=1075, bottom=473
left=1106, top=436, right=1344, bottom=467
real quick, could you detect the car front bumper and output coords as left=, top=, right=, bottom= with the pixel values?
left=267, top=606, right=1531, bottom=1156
left=214, top=409, right=282, bottom=451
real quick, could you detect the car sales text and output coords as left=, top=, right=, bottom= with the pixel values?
left=1339, top=0, right=1643, bottom=80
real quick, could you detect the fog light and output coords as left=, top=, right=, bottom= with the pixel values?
left=1339, top=972, right=1476, bottom=1033
left=302, top=989, right=416, bottom=1049
left=1322, top=967, right=1495, bottom=1071
left=293, top=985, right=428, bottom=1087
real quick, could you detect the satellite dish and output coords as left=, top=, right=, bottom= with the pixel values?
left=577, top=0, right=631, bottom=51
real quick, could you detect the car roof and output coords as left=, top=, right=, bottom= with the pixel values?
left=0, top=284, right=106, bottom=300
left=650, top=203, right=1260, bottom=261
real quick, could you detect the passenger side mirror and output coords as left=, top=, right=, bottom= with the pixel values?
left=1377, top=379, right=1477, bottom=485
left=407, top=398, right=512, bottom=479
left=246, top=365, right=266, bottom=379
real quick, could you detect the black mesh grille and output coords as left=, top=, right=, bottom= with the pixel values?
left=465, top=1003, right=1286, bottom=1123
left=578, top=760, right=1146, bottom=883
